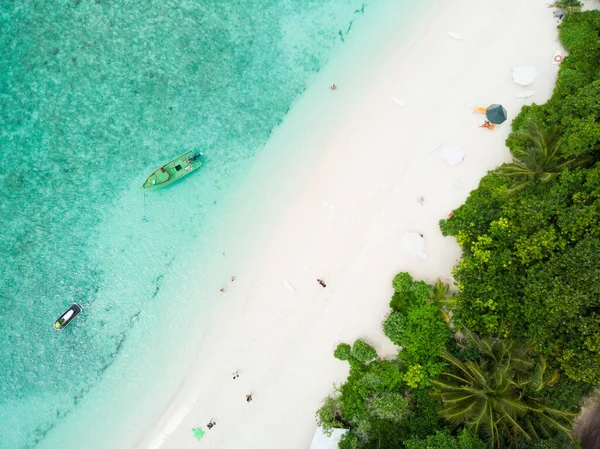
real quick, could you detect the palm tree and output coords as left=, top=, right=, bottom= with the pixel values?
left=551, top=0, right=582, bottom=14
left=429, top=278, right=456, bottom=323
left=497, top=119, right=590, bottom=191
left=431, top=331, right=576, bottom=447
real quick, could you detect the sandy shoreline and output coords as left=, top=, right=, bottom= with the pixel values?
left=139, top=1, right=561, bottom=448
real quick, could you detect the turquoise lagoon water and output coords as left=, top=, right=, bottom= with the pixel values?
left=0, top=1, right=424, bottom=448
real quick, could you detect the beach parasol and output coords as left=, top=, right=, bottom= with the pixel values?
left=440, top=143, right=464, bottom=166
left=486, top=104, right=507, bottom=124
left=512, top=66, right=537, bottom=86
left=400, top=233, right=427, bottom=259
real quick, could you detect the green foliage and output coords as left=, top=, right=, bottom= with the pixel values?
left=351, top=340, right=377, bottom=364
left=390, top=272, right=432, bottom=313
left=385, top=273, right=453, bottom=381
left=559, top=11, right=600, bottom=62
left=316, top=393, right=346, bottom=434
left=551, top=0, right=582, bottom=15
left=557, top=80, right=600, bottom=158
left=396, top=303, right=451, bottom=378
left=365, top=392, right=409, bottom=422
left=498, top=119, right=591, bottom=191
left=335, top=343, right=352, bottom=361
left=432, top=332, right=576, bottom=448
left=392, top=272, right=414, bottom=293
left=403, top=364, right=426, bottom=389
left=405, top=429, right=486, bottom=449
left=339, top=432, right=361, bottom=449
left=402, top=388, right=446, bottom=440
left=441, top=164, right=600, bottom=382
left=383, top=311, right=405, bottom=346
left=523, top=235, right=600, bottom=383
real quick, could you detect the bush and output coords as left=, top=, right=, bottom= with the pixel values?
left=334, top=343, right=352, bottom=361
left=396, top=304, right=451, bottom=377
left=339, top=432, right=360, bottom=449
left=403, top=364, right=426, bottom=389
left=405, top=429, right=486, bottom=449
left=316, top=394, right=346, bottom=434
left=390, top=272, right=433, bottom=313
left=383, top=311, right=405, bottom=346
left=351, top=340, right=377, bottom=364
left=392, top=272, right=413, bottom=293
left=365, top=392, right=409, bottom=423
left=559, top=11, right=600, bottom=61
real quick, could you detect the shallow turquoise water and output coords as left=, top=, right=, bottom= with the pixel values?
left=0, top=1, right=378, bottom=447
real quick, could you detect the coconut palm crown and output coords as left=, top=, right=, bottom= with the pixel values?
left=497, top=119, right=591, bottom=191
left=431, top=331, right=576, bottom=447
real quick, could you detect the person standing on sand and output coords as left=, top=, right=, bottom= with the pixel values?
left=246, top=393, right=253, bottom=402
left=317, top=279, right=327, bottom=288
left=207, top=418, right=216, bottom=429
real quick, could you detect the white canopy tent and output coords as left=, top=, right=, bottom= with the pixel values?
left=440, top=143, right=464, bottom=166
left=400, top=232, right=427, bottom=259
left=512, top=66, right=537, bottom=86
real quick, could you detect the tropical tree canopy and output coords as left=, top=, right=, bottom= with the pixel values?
left=431, top=331, right=576, bottom=448
left=497, top=119, right=590, bottom=191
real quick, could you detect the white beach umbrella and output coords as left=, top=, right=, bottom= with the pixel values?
left=512, top=66, right=537, bottom=86
left=440, top=143, right=464, bottom=166
left=400, top=233, right=427, bottom=259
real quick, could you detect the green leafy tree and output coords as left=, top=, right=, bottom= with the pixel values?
left=365, top=392, right=409, bottom=422
left=351, top=340, right=377, bottom=364
left=441, top=165, right=600, bottom=383
left=551, top=0, right=582, bottom=15
left=316, top=393, right=346, bottom=434
left=405, top=429, right=486, bottom=449
left=432, top=332, right=576, bottom=448
left=335, top=343, right=352, bottom=361
left=498, top=119, right=590, bottom=191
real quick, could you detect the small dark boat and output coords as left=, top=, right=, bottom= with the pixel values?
left=54, top=303, right=82, bottom=331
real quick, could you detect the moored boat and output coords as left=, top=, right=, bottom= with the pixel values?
left=54, top=303, right=82, bottom=331
left=142, top=150, right=203, bottom=190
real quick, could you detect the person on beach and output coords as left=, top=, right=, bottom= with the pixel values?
left=233, top=370, right=239, bottom=380
left=246, top=393, right=253, bottom=402
left=330, top=84, right=337, bottom=90
left=231, top=276, right=236, bottom=282
left=317, top=279, right=327, bottom=288
left=480, top=120, right=491, bottom=129
left=207, top=418, right=216, bottom=429
left=220, top=288, right=225, bottom=293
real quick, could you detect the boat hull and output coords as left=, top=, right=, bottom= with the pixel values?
left=142, top=150, right=202, bottom=190
left=54, top=303, right=82, bottom=331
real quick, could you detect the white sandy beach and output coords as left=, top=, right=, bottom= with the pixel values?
left=138, top=1, right=562, bottom=448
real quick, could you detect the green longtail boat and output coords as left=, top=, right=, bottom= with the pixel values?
left=142, top=150, right=203, bottom=190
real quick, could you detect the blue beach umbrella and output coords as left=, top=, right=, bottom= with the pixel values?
left=486, top=104, right=507, bottom=125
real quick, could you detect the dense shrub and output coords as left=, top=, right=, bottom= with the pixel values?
left=335, top=343, right=352, bottom=361
left=440, top=165, right=600, bottom=383
left=405, top=429, right=486, bottom=449
left=316, top=394, right=346, bottom=434
left=351, top=340, right=377, bottom=364
left=390, top=272, right=432, bottom=312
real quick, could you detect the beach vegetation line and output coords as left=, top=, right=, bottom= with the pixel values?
left=316, top=9, right=600, bottom=448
